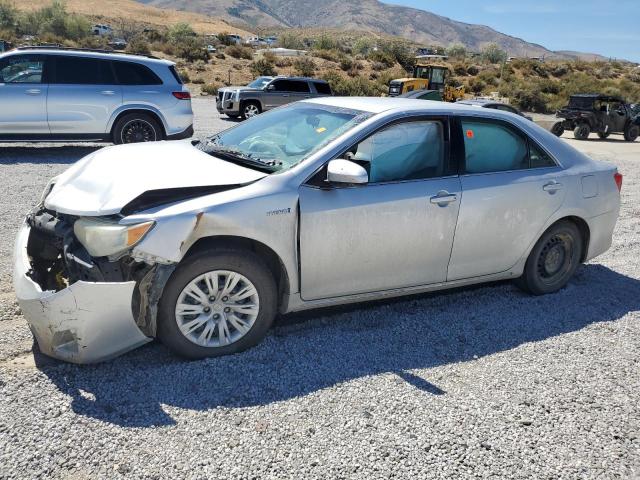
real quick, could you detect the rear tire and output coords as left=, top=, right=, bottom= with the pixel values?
left=573, top=123, right=590, bottom=140
left=624, top=124, right=639, bottom=142
left=515, top=221, right=583, bottom=295
left=113, top=112, right=163, bottom=144
left=240, top=101, right=261, bottom=120
left=157, top=249, right=277, bottom=359
left=551, top=122, right=564, bottom=137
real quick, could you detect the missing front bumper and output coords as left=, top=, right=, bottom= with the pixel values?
left=13, top=224, right=152, bottom=364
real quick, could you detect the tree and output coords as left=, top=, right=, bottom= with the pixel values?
left=482, top=43, right=508, bottom=64
left=446, top=43, right=467, bottom=60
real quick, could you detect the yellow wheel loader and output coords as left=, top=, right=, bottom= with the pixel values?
left=388, top=63, right=465, bottom=102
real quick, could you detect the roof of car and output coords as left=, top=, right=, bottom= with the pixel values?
left=570, top=93, right=625, bottom=101
left=3, top=47, right=173, bottom=65
left=303, top=96, right=510, bottom=115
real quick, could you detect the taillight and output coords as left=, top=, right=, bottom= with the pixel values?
left=614, top=172, right=623, bottom=192
left=172, top=91, right=191, bottom=100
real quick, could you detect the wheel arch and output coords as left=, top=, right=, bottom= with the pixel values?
left=108, top=108, right=167, bottom=139
left=239, top=98, right=263, bottom=112
left=183, top=235, right=290, bottom=306
left=548, top=215, right=591, bottom=263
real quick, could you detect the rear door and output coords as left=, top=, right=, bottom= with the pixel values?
left=288, top=80, right=312, bottom=102
left=115, top=60, right=171, bottom=118
left=447, top=117, right=565, bottom=281
left=0, top=54, right=49, bottom=135
left=47, top=56, right=122, bottom=135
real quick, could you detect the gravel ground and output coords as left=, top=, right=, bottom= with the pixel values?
left=0, top=99, right=639, bottom=479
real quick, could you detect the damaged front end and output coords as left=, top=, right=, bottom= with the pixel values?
left=13, top=208, right=174, bottom=364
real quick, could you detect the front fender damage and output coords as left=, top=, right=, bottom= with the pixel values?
left=133, top=263, right=176, bottom=337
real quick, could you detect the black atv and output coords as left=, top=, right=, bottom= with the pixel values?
left=551, top=94, right=639, bottom=142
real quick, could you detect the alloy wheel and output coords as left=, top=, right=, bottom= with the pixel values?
left=121, top=119, right=157, bottom=143
left=175, top=270, right=260, bottom=348
left=244, top=104, right=260, bottom=118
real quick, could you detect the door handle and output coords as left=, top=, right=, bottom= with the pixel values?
left=25, top=89, right=41, bottom=95
left=100, top=90, right=115, bottom=95
left=543, top=181, right=563, bottom=193
left=430, top=192, right=457, bottom=205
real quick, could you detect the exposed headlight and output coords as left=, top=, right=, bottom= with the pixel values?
left=73, top=218, right=155, bottom=258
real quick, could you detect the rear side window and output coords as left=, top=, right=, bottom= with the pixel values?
left=113, top=61, right=162, bottom=85
left=52, top=56, right=115, bottom=84
left=313, top=82, right=331, bottom=94
left=168, top=65, right=183, bottom=84
left=271, top=79, right=310, bottom=93
left=461, top=119, right=556, bottom=173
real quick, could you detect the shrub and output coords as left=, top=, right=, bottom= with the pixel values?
left=314, top=34, right=337, bottom=51
left=175, top=37, right=209, bottom=62
left=17, top=1, right=90, bottom=40
left=179, top=70, right=191, bottom=83
left=293, top=57, right=316, bottom=77
left=467, top=78, right=487, bottom=94
left=478, top=69, right=499, bottom=86
left=481, top=43, right=508, bottom=64
left=367, top=50, right=395, bottom=68
left=275, top=57, right=292, bottom=68
left=447, top=43, right=467, bottom=60
left=126, top=36, right=151, bottom=56
left=250, top=58, right=277, bottom=76
left=0, top=1, right=17, bottom=30
left=277, top=32, right=304, bottom=49
left=339, top=55, right=353, bottom=71
left=321, top=71, right=384, bottom=96
left=453, top=63, right=468, bottom=76
left=192, top=78, right=205, bottom=84
left=168, top=22, right=196, bottom=44
left=314, top=49, right=340, bottom=62
left=226, top=45, right=253, bottom=60
left=201, top=83, right=220, bottom=96
left=466, top=65, right=479, bottom=76
left=215, top=52, right=226, bottom=59
left=353, top=37, right=373, bottom=55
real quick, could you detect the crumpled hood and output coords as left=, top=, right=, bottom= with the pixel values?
left=44, top=141, right=267, bottom=216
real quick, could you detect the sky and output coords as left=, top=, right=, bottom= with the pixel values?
left=382, top=0, right=640, bottom=62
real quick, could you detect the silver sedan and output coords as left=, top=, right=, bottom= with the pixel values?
left=14, top=98, right=622, bottom=363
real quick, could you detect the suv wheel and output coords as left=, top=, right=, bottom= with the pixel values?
left=573, top=123, right=591, bottom=140
left=624, top=124, right=639, bottom=142
left=551, top=122, right=564, bottom=137
left=113, top=112, right=163, bottom=144
left=157, top=249, right=277, bottom=359
left=515, top=221, right=583, bottom=295
left=241, top=101, right=261, bottom=120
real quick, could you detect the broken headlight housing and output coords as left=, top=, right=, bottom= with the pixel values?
left=73, top=218, right=154, bottom=258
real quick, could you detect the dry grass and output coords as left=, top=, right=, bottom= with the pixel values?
left=17, top=0, right=252, bottom=36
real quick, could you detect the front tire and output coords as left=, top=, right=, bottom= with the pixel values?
left=573, top=123, right=591, bottom=140
left=624, top=124, right=639, bottom=142
left=158, top=249, right=277, bottom=359
left=240, top=101, right=261, bottom=120
left=551, top=122, right=564, bottom=137
left=113, top=112, right=163, bottom=144
left=516, top=221, right=583, bottom=295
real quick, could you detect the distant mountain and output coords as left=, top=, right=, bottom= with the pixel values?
left=138, top=0, right=565, bottom=58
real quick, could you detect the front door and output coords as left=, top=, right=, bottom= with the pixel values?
left=299, top=118, right=461, bottom=300
left=0, top=54, right=48, bottom=135
left=263, top=79, right=296, bottom=109
left=47, top=56, right=122, bottom=135
left=447, top=117, right=565, bottom=281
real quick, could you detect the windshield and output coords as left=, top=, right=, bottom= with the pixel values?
left=248, top=77, right=273, bottom=89
left=198, top=103, right=371, bottom=173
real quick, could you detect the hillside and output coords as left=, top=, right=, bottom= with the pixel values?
left=19, top=0, right=251, bottom=36
left=139, top=0, right=558, bottom=58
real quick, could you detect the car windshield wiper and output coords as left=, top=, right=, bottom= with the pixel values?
left=196, top=141, right=282, bottom=173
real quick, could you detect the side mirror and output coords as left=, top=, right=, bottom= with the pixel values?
left=327, top=159, right=368, bottom=185
left=267, top=84, right=275, bottom=91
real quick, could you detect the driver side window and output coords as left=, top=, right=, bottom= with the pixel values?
left=0, top=55, right=44, bottom=84
left=351, top=120, right=446, bottom=183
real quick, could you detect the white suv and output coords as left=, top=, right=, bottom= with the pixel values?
left=0, top=47, right=193, bottom=143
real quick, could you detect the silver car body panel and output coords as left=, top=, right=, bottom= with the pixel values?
left=15, top=97, right=621, bottom=362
